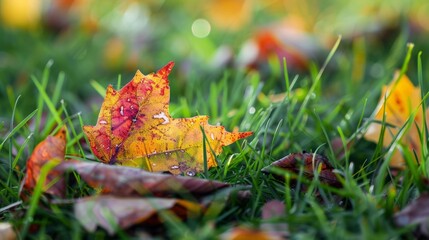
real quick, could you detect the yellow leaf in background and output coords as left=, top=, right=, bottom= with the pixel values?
left=204, top=0, right=251, bottom=31
left=364, top=72, right=425, bottom=168
left=0, top=0, right=41, bottom=30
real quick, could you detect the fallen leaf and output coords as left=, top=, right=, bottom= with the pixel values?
left=394, top=193, right=429, bottom=226
left=0, top=222, right=16, bottom=240
left=75, top=195, right=202, bottom=235
left=260, top=200, right=289, bottom=239
left=364, top=72, right=425, bottom=168
left=261, top=152, right=341, bottom=188
left=237, top=17, right=324, bottom=72
left=394, top=193, right=429, bottom=238
left=221, top=226, right=284, bottom=240
left=261, top=200, right=285, bottom=220
left=58, top=160, right=230, bottom=197
left=20, top=127, right=67, bottom=198
left=83, top=62, right=252, bottom=174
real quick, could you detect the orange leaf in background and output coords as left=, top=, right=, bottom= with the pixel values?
left=364, top=72, right=425, bottom=168
left=21, top=127, right=67, bottom=198
left=237, top=24, right=322, bottom=72
left=83, top=62, right=252, bottom=175
left=204, top=0, right=251, bottom=31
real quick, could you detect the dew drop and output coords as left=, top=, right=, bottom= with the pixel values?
left=153, top=112, right=169, bottom=124
left=248, top=107, right=256, bottom=114
left=127, top=98, right=131, bottom=102
left=132, top=118, right=137, bottom=123
left=99, top=120, right=108, bottom=125
left=152, top=163, right=156, bottom=166
left=25, top=217, right=34, bottom=223
left=170, top=165, right=179, bottom=170
left=120, top=106, right=124, bottom=116
left=186, top=171, right=195, bottom=177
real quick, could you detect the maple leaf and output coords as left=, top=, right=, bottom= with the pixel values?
left=20, top=127, right=67, bottom=198
left=364, top=72, right=426, bottom=168
left=83, top=62, right=252, bottom=175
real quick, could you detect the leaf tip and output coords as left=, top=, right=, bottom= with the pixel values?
left=156, top=61, right=175, bottom=78
left=240, top=131, right=253, bottom=139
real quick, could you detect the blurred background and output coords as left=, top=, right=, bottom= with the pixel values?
left=0, top=0, right=428, bottom=120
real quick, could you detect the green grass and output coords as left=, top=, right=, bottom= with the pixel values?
left=1, top=34, right=428, bottom=239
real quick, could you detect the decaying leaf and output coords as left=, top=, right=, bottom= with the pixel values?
left=20, top=127, right=67, bottom=198
left=0, top=222, right=16, bottom=240
left=364, top=72, right=425, bottom=168
left=262, top=152, right=341, bottom=187
left=221, top=226, right=284, bottom=240
left=83, top=62, right=252, bottom=175
left=260, top=200, right=289, bottom=239
left=394, top=193, right=429, bottom=226
left=394, top=193, right=429, bottom=238
left=75, top=195, right=202, bottom=235
left=261, top=200, right=285, bottom=220
left=58, top=160, right=230, bottom=197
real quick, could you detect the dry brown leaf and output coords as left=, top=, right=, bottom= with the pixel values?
left=20, top=127, right=67, bottom=198
left=0, top=222, right=16, bottom=240
left=260, top=200, right=289, bottom=239
left=75, top=195, right=202, bottom=235
left=58, top=160, right=230, bottom=197
left=394, top=193, right=429, bottom=238
left=262, top=152, right=341, bottom=188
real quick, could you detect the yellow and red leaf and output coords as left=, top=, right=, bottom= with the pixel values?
left=83, top=62, right=252, bottom=174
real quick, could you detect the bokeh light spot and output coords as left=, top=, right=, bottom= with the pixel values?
left=191, top=18, right=211, bottom=38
